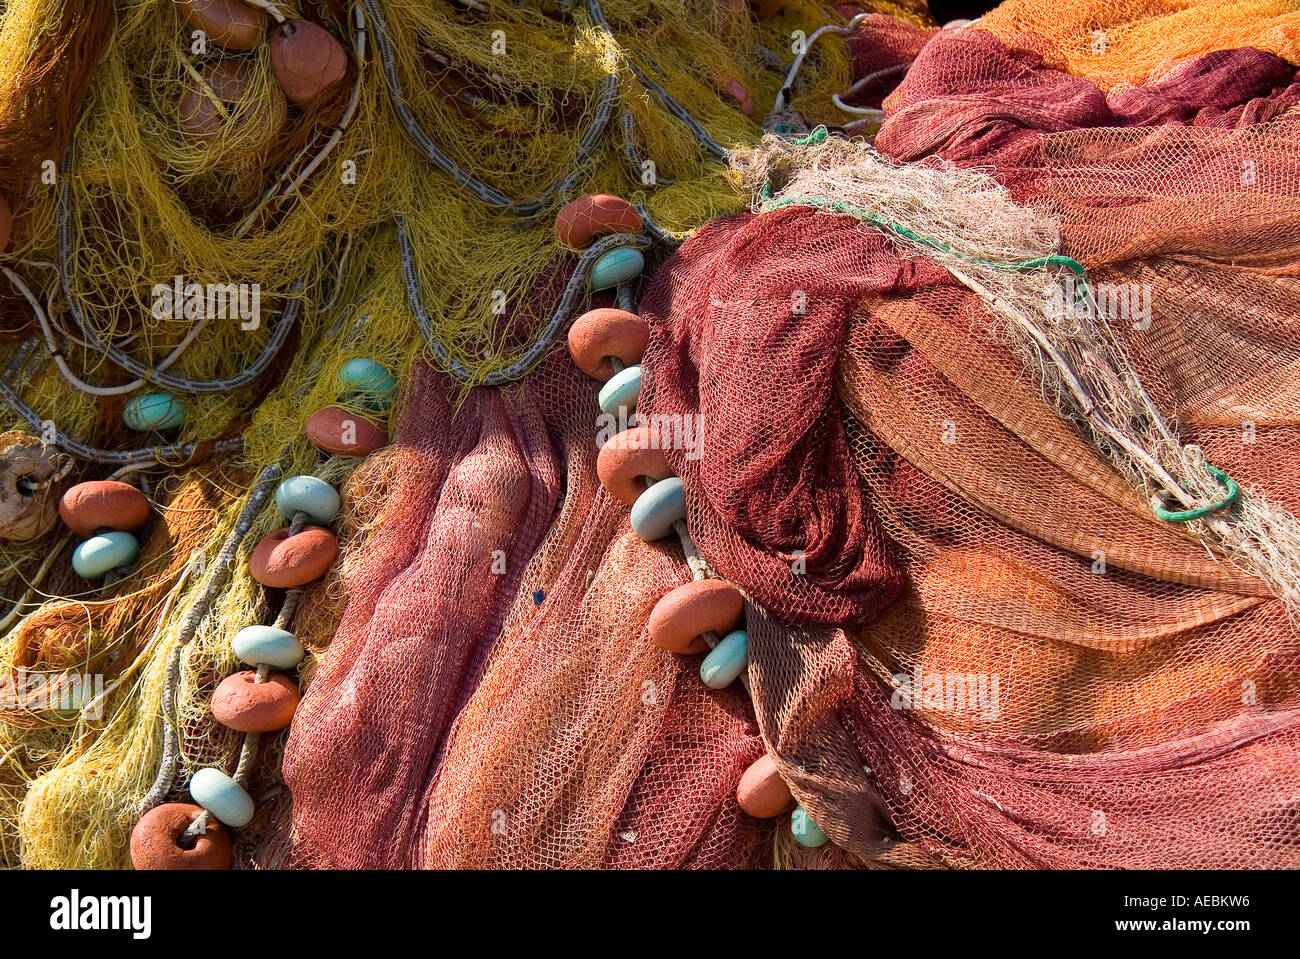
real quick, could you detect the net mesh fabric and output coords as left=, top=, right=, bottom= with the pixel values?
left=631, top=29, right=1300, bottom=866
left=283, top=354, right=568, bottom=868
left=285, top=5, right=1300, bottom=869
left=977, top=0, right=1300, bottom=90
left=285, top=341, right=769, bottom=869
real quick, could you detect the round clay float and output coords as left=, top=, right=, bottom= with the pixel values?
left=231, top=624, right=304, bottom=669
left=0, top=432, right=64, bottom=542
left=555, top=195, right=643, bottom=249
left=275, top=475, right=340, bottom=525
left=178, top=59, right=288, bottom=169
left=189, top=767, right=254, bottom=828
left=249, top=525, right=338, bottom=588
left=176, top=0, right=266, bottom=51
left=306, top=405, right=389, bottom=456
left=130, top=802, right=232, bottom=871
left=597, top=426, right=673, bottom=506
left=567, top=308, right=649, bottom=382
left=211, top=670, right=300, bottom=732
left=737, top=754, right=796, bottom=818
left=589, top=247, right=644, bottom=291
left=270, top=19, right=348, bottom=107
left=721, top=76, right=753, bottom=116
left=630, top=476, right=685, bottom=541
left=72, top=531, right=140, bottom=580
left=0, top=194, right=11, bottom=254
left=124, top=392, right=185, bottom=432
left=59, top=481, right=150, bottom=537
left=647, top=578, right=743, bottom=655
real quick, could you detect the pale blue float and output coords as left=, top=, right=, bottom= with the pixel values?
left=189, top=767, right=254, bottom=827
left=337, top=358, right=398, bottom=412
left=589, top=247, right=644, bottom=291
left=700, top=628, right=748, bottom=689
left=124, top=393, right=185, bottom=431
left=275, top=475, right=341, bottom=525
left=231, top=625, right=305, bottom=670
left=791, top=805, right=830, bottom=848
left=598, top=364, right=642, bottom=418
left=71, top=531, right=139, bottom=579
left=631, top=477, right=686, bottom=541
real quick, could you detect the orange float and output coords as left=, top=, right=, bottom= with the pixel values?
left=270, top=20, right=348, bottom=106
left=567, top=308, right=650, bottom=382
left=249, top=525, right=338, bottom=588
left=555, top=195, right=643, bottom=250
left=58, top=481, right=151, bottom=537
left=176, top=0, right=266, bottom=52
left=130, top=802, right=233, bottom=870
left=597, top=426, right=674, bottom=506
left=211, top=670, right=301, bottom=732
left=647, top=578, right=744, bottom=655
left=305, top=405, right=389, bottom=456
left=737, top=754, right=796, bottom=817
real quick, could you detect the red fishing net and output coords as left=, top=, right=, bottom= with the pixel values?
left=284, top=12, right=1300, bottom=869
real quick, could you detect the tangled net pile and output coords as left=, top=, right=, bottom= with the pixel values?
left=0, top=0, right=1297, bottom=870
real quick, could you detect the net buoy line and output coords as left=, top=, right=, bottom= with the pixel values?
left=232, top=3, right=368, bottom=237
left=398, top=222, right=652, bottom=384
left=54, top=161, right=306, bottom=396
left=0, top=338, right=245, bottom=467
left=620, top=113, right=675, bottom=188
left=365, top=0, right=732, bottom=213
left=379, top=0, right=736, bottom=382
left=365, top=0, right=729, bottom=204
left=361, top=0, right=617, bottom=215
left=135, top=304, right=372, bottom=826
left=134, top=459, right=285, bottom=816
left=0, top=296, right=365, bottom=631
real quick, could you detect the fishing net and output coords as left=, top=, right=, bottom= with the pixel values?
left=979, top=0, right=1300, bottom=90
left=0, top=0, right=868, bottom=868
left=401, top=14, right=1300, bottom=869
left=2, top=0, right=1298, bottom=872
left=638, top=30, right=1300, bottom=866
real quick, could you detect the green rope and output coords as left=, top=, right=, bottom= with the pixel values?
left=1153, top=464, right=1241, bottom=522
left=794, top=126, right=829, bottom=146
left=760, top=185, right=1244, bottom=525
left=761, top=192, right=1088, bottom=283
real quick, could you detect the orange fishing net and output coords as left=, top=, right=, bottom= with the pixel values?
left=979, top=0, right=1300, bottom=89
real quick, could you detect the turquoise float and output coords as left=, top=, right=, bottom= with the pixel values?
left=700, top=628, right=748, bottom=689
left=598, top=364, right=642, bottom=418
left=189, top=767, right=254, bottom=828
left=791, top=805, right=829, bottom=848
left=232, top=624, right=305, bottom=669
left=631, top=477, right=686, bottom=541
left=589, top=247, right=644, bottom=291
left=124, top=392, right=185, bottom=431
left=276, top=475, right=341, bottom=525
left=337, top=358, right=398, bottom=412
left=71, top=531, right=139, bottom=579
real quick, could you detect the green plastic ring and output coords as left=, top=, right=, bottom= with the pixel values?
left=1153, top=465, right=1240, bottom=522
